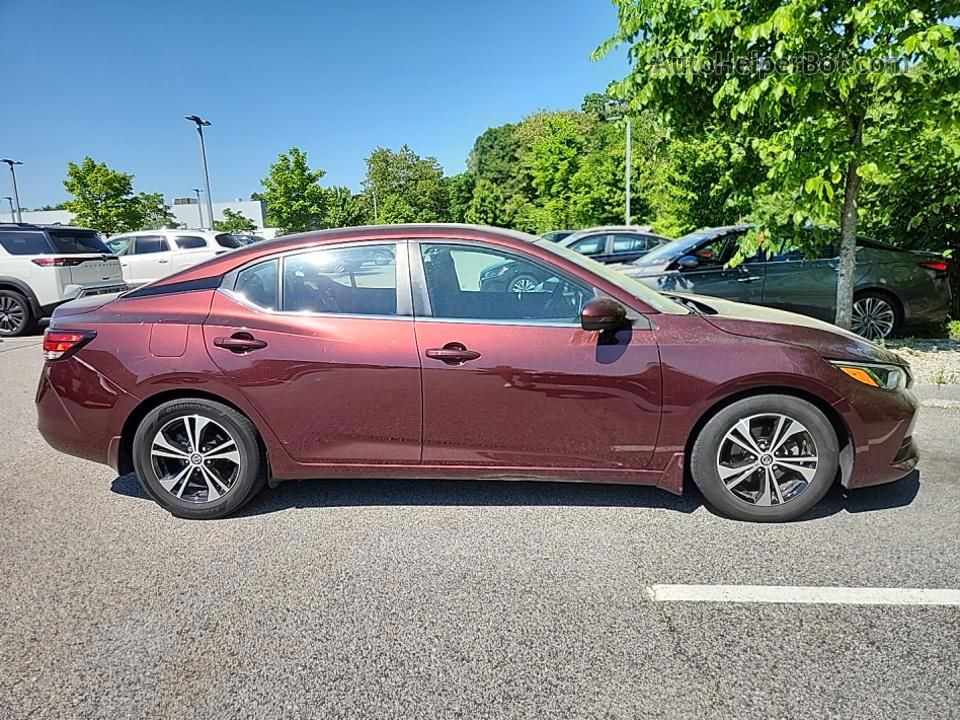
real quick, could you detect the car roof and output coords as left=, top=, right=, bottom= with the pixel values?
left=0, top=222, right=99, bottom=233
left=148, top=224, right=541, bottom=288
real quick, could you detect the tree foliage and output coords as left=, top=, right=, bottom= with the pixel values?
left=260, top=147, right=329, bottom=234
left=63, top=157, right=176, bottom=234
left=214, top=208, right=257, bottom=233
left=362, top=145, right=449, bottom=223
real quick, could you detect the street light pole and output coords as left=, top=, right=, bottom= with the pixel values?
left=2, top=159, right=23, bottom=223
left=3, top=196, right=14, bottom=223
left=184, top=116, right=215, bottom=230
left=624, top=117, right=632, bottom=226
left=193, top=188, right=204, bottom=228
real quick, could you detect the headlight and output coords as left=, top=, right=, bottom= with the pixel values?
left=829, top=361, right=909, bottom=390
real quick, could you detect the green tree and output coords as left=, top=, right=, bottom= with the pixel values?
left=322, top=186, right=370, bottom=228
left=446, top=172, right=475, bottom=223
left=599, top=0, right=960, bottom=328
left=260, top=147, right=329, bottom=234
left=363, top=145, right=450, bottom=223
left=135, top=193, right=179, bottom=229
left=465, top=179, right=510, bottom=226
left=214, top=208, right=257, bottom=233
left=63, top=157, right=146, bottom=235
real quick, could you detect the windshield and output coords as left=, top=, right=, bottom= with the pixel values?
left=631, top=231, right=710, bottom=266
left=535, top=239, right=688, bottom=314
left=47, top=230, right=112, bottom=254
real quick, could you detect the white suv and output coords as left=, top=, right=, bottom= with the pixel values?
left=0, top=224, right=127, bottom=336
left=106, top=229, right=242, bottom=288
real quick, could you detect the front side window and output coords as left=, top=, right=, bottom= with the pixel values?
left=234, top=259, right=278, bottom=310
left=175, top=236, right=208, bottom=250
left=0, top=231, right=51, bottom=255
left=570, top=236, right=604, bottom=256
left=108, top=237, right=133, bottom=256
left=282, top=244, right=397, bottom=316
left=134, top=236, right=169, bottom=255
left=421, top=244, right=593, bottom=323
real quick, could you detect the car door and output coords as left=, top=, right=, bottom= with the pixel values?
left=663, top=231, right=763, bottom=303
left=412, top=240, right=662, bottom=469
left=203, top=241, right=422, bottom=464
left=759, top=246, right=840, bottom=321
left=124, top=235, right=171, bottom=286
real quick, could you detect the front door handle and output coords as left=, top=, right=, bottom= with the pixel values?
left=737, top=275, right=762, bottom=283
left=214, top=332, right=268, bottom=353
left=425, top=342, right=481, bottom=365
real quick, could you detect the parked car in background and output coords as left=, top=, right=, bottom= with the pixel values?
left=481, top=226, right=670, bottom=293
left=0, top=223, right=126, bottom=336
left=107, top=229, right=242, bottom=287
left=541, top=230, right=574, bottom=243
left=619, top=225, right=951, bottom=340
left=230, top=234, right=266, bottom=246
left=37, top=224, right=919, bottom=523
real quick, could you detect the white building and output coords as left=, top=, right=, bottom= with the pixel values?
left=1, top=199, right=271, bottom=235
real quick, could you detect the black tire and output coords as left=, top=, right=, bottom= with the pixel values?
left=0, top=290, right=35, bottom=337
left=372, top=249, right=391, bottom=266
left=132, top=398, right=267, bottom=519
left=851, top=290, right=902, bottom=340
left=690, top=394, right=838, bottom=522
left=508, top=274, right=539, bottom=293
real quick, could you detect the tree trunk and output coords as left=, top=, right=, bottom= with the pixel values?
left=835, top=124, right=863, bottom=330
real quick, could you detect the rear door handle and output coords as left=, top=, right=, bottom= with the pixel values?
left=425, top=342, right=481, bottom=365
left=737, top=275, right=762, bottom=283
left=214, top=332, right=268, bottom=353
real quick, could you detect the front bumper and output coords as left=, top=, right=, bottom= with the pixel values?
left=843, top=386, right=920, bottom=489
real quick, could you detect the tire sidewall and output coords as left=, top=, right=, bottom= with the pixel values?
left=690, top=395, right=839, bottom=522
left=0, top=290, right=32, bottom=337
left=132, top=399, right=263, bottom=519
left=854, top=290, right=902, bottom=339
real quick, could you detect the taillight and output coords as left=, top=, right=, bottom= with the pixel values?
left=32, top=257, right=89, bottom=267
left=919, top=259, right=949, bottom=278
left=43, top=330, right=96, bottom=361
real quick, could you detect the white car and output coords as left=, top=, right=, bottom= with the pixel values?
left=0, top=223, right=127, bottom=336
left=107, top=229, right=242, bottom=288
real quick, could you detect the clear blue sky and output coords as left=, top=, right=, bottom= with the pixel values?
left=0, top=0, right=627, bottom=208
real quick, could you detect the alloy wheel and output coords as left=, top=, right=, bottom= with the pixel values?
left=0, top=296, right=25, bottom=334
left=150, top=414, right=242, bottom=503
left=851, top=296, right=896, bottom=340
left=716, top=413, right=819, bottom=507
left=509, top=276, right=538, bottom=293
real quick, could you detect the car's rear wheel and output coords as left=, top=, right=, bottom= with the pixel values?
left=851, top=291, right=901, bottom=340
left=132, top=398, right=267, bottom=519
left=0, top=290, right=34, bottom=337
left=690, top=395, right=838, bottom=522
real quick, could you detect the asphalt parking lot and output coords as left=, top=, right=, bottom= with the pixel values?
left=2, top=335, right=959, bottom=719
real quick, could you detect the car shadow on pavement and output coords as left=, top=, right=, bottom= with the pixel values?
left=110, top=469, right=920, bottom=520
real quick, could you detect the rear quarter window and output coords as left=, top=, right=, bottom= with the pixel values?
left=215, top=234, right=241, bottom=249
left=0, top=231, right=52, bottom=255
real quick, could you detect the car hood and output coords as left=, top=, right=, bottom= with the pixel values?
left=667, top=292, right=905, bottom=366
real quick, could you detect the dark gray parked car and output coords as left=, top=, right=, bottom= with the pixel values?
left=618, top=225, right=951, bottom=339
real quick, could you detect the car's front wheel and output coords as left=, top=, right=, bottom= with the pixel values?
left=690, top=394, right=838, bottom=522
left=0, top=290, right=34, bottom=337
left=132, top=398, right=267, bottom=519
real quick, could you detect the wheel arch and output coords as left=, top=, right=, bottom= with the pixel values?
left=117, top=388, right=270, bottom=477
left=682, top=385, right=853, bottom=491
left=0, top=276, right=42, bottom=316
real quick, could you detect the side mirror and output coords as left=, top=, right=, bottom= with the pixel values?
left=580, top=297, right=628, bottom=332
left=677, top=255, right=700, bottom=270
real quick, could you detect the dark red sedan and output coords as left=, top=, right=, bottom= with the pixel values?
left=36, top=224, right=919, bottom=522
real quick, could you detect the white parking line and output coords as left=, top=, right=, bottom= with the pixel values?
left=646, top=584, right=960, bottom=606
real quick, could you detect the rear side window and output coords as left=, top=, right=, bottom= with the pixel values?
left=215, top=233, right=241, bottom=249
left=612, top=234, right=648, bottom=252
left=282, top=245, right=397, bottom=316
left=0, top=231, right=51, bottom=255
left=48, top=230, right=111, bottom=254
left=134, top=236, right=169, bottom=254
left=234, top=259, right=278, bottom=311
left=175, top=236, right=207, bottom=250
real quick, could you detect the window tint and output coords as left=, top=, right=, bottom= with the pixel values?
left=48, top=230, right=111, bottom=254
left=612, top=234, right=650, bottom=252
left=571, top=236, right=604, bottom=256
left=215, top=233, right=241, bottom=249
left=0, top=231, right=51, bottom=255
left=134, top=236, right=169, bottom=255
left=421, top=244, right=593, bottom=323
left=175, top=235, right=208, bottom=250
left=282, top=245, right=396, bottom=316
left=234, top=259, right=278, bottom=310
